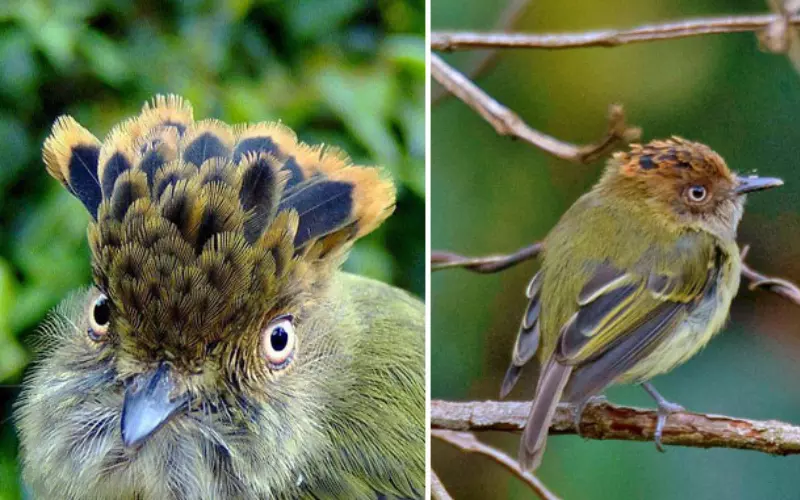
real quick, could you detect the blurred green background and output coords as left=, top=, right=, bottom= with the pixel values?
left=0, top=0, right=423, bottom=497
left=432, top=1, right=800, bottom=499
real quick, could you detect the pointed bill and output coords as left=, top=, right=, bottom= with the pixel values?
left=735, top=175, right=783, bottom=194
left=121, top=363, right=189, bottom=448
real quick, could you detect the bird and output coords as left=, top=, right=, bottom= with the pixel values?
left=16, top=95, right=425, bottom=499
left=499, top=137, right=783, bottom=471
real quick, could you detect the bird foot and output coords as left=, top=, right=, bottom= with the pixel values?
left=653, top=399, right=684, bottom=452
left=641, top=382, right=684, bottom=452
left=572, top=395, right=608, bottom=437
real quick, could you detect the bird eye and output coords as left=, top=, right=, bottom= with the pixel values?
left=686, top=185, right=708, bottom=203
left=88, top=294, right=111, bottom=341
left=261, top=315, right=295, bottom=370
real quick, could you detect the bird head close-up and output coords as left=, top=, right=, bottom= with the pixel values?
left=598, top=137, right=783, bottom=240
left=15, top=95, right=425, bottom=499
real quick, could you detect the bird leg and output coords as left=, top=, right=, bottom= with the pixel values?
left=641, top=382, right=684, bottom=452
left=572, top=395, right=607, bottom=437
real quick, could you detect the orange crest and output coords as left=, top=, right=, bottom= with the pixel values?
left=614, top=136, right=733, bottom=183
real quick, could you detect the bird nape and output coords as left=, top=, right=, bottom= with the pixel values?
left=16, top=95, right=425, bottom=499
left=499, top=137, right=782, bottom=471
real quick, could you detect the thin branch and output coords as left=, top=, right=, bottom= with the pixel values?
left=761, top=0, right=800, bottom=61
left=740, top=245, right=800, bottom=304
left=432, top=0, right=533, bottom=104
left=431, top=242, right=542, bottom=273
left=431, top=242, right=800, bottom=305
left=431, top=54, right=641, bottom=163
left=431, top=13, right=800, bottom=51
left=433, top=430, right=561, bottom=500
left=430, top=469, right=453, bottom=500
left=431, top=400, right=800, bottom=456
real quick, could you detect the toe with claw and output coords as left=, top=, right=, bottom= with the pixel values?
left=641, top=382, right=685, bottom=452
left=572, top=395, right=608, bottom=437
left=652, top=399, right=684, bottom=451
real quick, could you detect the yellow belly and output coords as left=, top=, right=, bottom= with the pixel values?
left=617, top=252, right=741, bottom=384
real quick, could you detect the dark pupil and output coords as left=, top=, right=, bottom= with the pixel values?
left=93, top=297, right=110, bottom=325
left=271, top=326, right=289, bottom=351
left=691, top=187, right=705, bottom=199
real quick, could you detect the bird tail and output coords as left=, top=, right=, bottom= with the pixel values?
left=519, top=359, right=573, bottom=471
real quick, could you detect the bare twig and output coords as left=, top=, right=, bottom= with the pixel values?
left=431, top=13, right=800, bottom=51
left=431, top=400, right=800, bottom=456
left=431, top=54, right=641, bottom=163
left=430, top=469, right=453, bottom=500
left=433, top=430, right=561, bottom=500
left=431, top=242, right=542, bottom=273
left=762, top=0, right=800, bottom=75
left=432, top=0, right=533, bottom=104
left=431, top=242, right=800, bottom=306
left=740, top=245, right=800, bottom=304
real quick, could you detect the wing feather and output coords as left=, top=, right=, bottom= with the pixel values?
left=500, top=271, right=543, bottom=398
left=553, top=248, right=719, bottom=402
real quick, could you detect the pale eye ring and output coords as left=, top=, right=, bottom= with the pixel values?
left=88, top=294, right=111, bottom=341
left=687, top=185, right=708, bottom=203
left=262, top=315, right=296, bottom=370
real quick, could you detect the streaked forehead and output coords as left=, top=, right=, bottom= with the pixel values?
left=616, top=136, right=732, bottom=180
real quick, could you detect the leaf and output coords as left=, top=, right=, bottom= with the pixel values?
left=382, top=35, right=426, bottom=76
left=15, top=0, right=81, bottom=69
left=0, top=114, right=33, bottom=192
left=79, top=30, right=131, bottom=86
left=0, top=28, right=39, bottom=101
left=0, top=258, right=27, bottom=381
left=10, top=188, right=91, bottom=333
left=286, top=0, right=364, bottom=40
left=314, top=61, right=401, bottom=170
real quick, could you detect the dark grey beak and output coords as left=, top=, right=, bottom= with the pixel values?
left=121, top=363, right=188, bottom=448
left=735, top=175, right=783, bottom=195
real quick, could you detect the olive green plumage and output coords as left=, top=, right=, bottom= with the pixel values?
left=17, top=95, right=424, bottom=499
left=500, top=137, right=782, bottom=471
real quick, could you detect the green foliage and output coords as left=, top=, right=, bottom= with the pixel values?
left=0, top=0, right=423, bottom=495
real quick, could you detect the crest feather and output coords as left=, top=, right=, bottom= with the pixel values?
left=239, top=152, right=290, bottom=243
left=181, top=119, right=235, bottom=168
left=139, top=94, right=194, bottom=134
left=42, top=116, right=102, bottom=217
left=44, top=94, right=396, bottom=355
left=612, top=136, right=731, bottom=180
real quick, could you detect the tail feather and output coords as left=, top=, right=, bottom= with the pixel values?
left=500, top=365, right=523, bottom=400
left=519, top=360, right=572, bottom=471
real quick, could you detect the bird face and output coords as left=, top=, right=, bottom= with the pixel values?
left=88, top=203, right=305, bottom=451
left=89, top=287, right=300, bottom=449
left=17, top=95, right=398, bottom=498
left=605, top=137, right=782, bottom=239
left=19, top=281, right=350, bottom=497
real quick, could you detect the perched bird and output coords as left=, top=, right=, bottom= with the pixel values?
left=16, top=95, right=424, bottom=499
left=499, top=137, right=782, bottom=471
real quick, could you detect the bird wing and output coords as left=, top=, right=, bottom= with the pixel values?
left=556, top=239, right=720, bottom=403
left=500, top=270, right=543, bottom=398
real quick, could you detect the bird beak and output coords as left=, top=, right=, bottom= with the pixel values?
left=735, top=175, right=784, bottom=195
left=121, top=363, right=189, bottom=448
